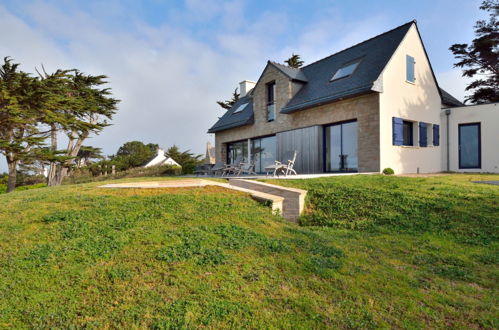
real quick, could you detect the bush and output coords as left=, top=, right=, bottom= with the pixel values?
left=382, top=168, right=394, bottom=175
left=63, top=164, right=182, bottom=185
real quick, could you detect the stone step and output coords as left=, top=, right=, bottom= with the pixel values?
left=228, top=179, right=307, bottom=222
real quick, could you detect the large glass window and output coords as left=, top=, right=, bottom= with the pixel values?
left=325, top=121, right=358, bottom=172
left=459, top=123, right=481, bottom=169
left=251, top=135, right=276, bottom=173
left=226, top=141, right=248, bottom=165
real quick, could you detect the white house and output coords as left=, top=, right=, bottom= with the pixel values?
left=144, top=149, right=181, bottom=168
left=207, top=20, right=499, bottom=174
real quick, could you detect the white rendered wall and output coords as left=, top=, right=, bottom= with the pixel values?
left=441, top=103, right=499, bottom=173
left=378, top=24, right=443, bottom=174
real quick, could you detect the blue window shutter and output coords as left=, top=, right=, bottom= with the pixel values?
left=392, top=117, right=404, bottom=145
left=433, top=124, right=440, bottom=146
left=419, top=122, right=427, bottom=147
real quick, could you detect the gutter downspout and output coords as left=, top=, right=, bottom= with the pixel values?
left=445, top=109, right=451, bottom=172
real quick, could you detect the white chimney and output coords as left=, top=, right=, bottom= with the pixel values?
left=239, top=80, right=256, bottom=97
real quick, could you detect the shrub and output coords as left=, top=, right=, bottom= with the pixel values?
left=63, top=164, right=182, bottom=185
left=382, top=168, right=394, bottom=175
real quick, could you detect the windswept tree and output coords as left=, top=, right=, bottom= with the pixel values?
left=35, top=67, right=77, bottom=184
left=285, top=54, right=304, bottom=68
left=0, top=57, right=47, bottom=192
left=216, top=88, right=240, bottom=110
left=0, top=57, right=119, bottom=191
left=449, top=0, right=499, bottom=103
left=47, top=70, right=119, bottom=186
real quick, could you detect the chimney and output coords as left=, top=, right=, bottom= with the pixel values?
left=239, top=80, right=256, bottom=97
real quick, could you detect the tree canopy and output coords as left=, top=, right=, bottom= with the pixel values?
left=285, top=54, right=304, bottom=68
left=0, top=57, right=119, bottom=192
left=449, top=0, right=499, bottom=104
left=166, top=145, right=202, bottom=174
left=113, top=141, right=158, bottom=171
left=216, top=88, right=240, bottom=110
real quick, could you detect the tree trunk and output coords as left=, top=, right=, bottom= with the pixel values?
left=52, top=131, right=88, bottom=186
left=47, top=125, right=58, bottom=187
left=6, top=155, right=18, bottom=193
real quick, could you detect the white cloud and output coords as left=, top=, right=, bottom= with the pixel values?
left=0, top=1, right=405, bottom=173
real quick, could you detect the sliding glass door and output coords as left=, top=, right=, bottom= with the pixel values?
left=325, top=120, right=358, bottom=172
left=459, top=123, right=481, bottom=169
left=251, top=136, right=276, bottom=173
left=227, top=141, right=248, bottom=164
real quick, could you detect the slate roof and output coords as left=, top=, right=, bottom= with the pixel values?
left=208, top=20, right=463, bottom=133
left=268, top=61, right=308, bottom=82
left=208, top=95, right=254, bottom=133
left=281, top=21, right=414, bottom=113
left=440, top=88, right=464, bottom=107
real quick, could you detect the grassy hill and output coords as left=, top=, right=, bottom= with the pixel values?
left=0, top=174, right=497, bottom=328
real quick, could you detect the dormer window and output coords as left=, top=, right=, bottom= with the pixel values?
left=331, top=60, right=361, bottom=81
left=232, top=103, right=248, bottom=114
left=266, top=81, right=276, bottom=121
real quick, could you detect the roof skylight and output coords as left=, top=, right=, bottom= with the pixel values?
left=331, top=60, right=361, bottom=81
left=232, top=103, right=248, bottom=114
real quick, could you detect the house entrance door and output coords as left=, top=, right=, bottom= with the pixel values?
left=325, top=120, right=358, bottom=172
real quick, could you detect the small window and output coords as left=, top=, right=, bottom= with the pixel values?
left=406, top=55, right=415, bottom=83
left=331, top=60, right=361, bottom=81
left=403, top=120, right=413, bottom=146
left=266, top=82, right=276, bottom=121
left=267, top=82, right=275, bottom=105
left=232, top=103, right=248, bottom=114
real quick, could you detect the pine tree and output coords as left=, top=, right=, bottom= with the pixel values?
left=449, top=0, right=499, bottom=103
left=0, top=57, right=47, bottom=192
left=285, top=54, right=304, bottom=68
left=216, top=88, right=240, bottom=110
left=48, top=70, right=119, bottom=185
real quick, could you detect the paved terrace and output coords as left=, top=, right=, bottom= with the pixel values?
left=185, top=172, right=378, bottom=180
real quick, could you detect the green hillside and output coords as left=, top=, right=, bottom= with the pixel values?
left=0, top=174, right=497, bottom=328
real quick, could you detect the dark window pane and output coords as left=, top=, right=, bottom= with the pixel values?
left=459, top=124, right=480, bottom=168
left=403, top=121, right=413, bottom=146
left=227, top=141, right=248, bottom=164
left=267, top=82, right=275, bottom=104
left=325, top=121, right=358, bottom=172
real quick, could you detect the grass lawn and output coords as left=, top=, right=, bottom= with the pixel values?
left=0, top=174, right=497, bottom=328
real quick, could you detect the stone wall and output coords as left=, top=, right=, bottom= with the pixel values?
left=214, top=65, right=381, bottom=172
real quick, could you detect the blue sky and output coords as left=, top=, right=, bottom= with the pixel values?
left=0, top=0, right=485, bottom=172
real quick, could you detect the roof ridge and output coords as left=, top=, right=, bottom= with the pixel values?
left=269, top=61, right=303, bottom=71
left=301, top=20, right=416, bottom=69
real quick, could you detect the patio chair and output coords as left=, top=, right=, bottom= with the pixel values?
left=210, top=161, right=227, bottom=176
left=221, top=156, right=243, bottom=177
left=194, top=164, right=213, bottom=176
left=235, top=161, right=257, bottom=176
left=265, top=151, right=298, bottom=177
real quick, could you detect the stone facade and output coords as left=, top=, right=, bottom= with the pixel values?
left=215, top=64, right=381, bottom=172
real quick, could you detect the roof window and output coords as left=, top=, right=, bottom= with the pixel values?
left=331, top=60, right=361, bottom=81
left=232, top=103, right=248, bottom=114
